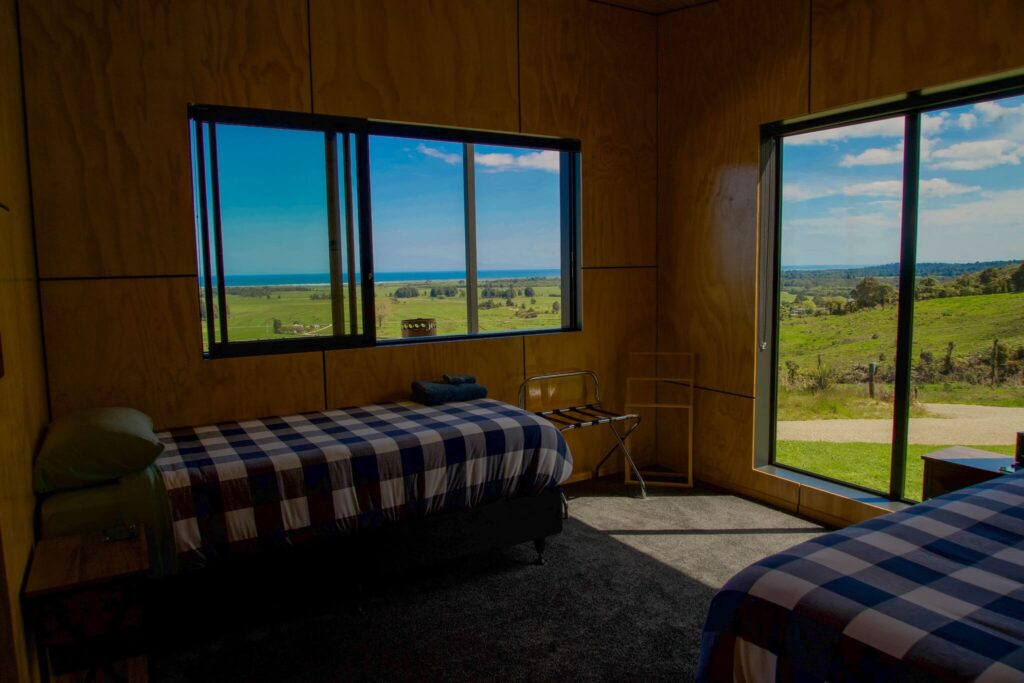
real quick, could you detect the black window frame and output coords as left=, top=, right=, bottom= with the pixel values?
left=190, top=104, right=583, bottom=359
left=756, top=73, right=1024, bottom=503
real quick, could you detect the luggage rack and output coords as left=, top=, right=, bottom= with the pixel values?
left=519, top=371, right=646, bottom=498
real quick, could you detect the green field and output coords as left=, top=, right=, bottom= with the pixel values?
left=776, top=441, right=1014, bottom=501
left=203, top=277, right=563, bottom=344
left=780, top=291, right=1024, bottom=376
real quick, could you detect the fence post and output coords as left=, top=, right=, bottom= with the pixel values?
left=869, top=362, right=877, bottom=399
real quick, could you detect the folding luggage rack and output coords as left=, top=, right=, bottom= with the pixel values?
left=519, top=371, right=646, bottom=498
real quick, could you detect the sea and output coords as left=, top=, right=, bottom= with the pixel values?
left=202, top=269, right=561, bottom=287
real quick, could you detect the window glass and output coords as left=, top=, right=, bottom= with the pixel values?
left=369, top=136, right=468, bottom=339
left=774, top=116, right=905, bottom=494
left=904, top=94, right=1024, bottom=499
left=474, top=144, right=563, bottom=333
left=213, top=124, right=332, bottom=343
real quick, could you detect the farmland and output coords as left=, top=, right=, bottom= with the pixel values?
left=201, top=276, right=563, bottom=343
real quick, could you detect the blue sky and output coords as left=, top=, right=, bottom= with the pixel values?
left=781, top=93, right=1024, bottom=267
left=208, top=126, right=561, bottom=275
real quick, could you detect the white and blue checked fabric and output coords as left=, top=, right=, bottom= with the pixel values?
left=698, top=473, right=1024, bottom=683
left=155, top=399, right=573, bottom=568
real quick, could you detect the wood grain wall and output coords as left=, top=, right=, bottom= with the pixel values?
left=0, top=0, right=48, bottom=679
left=21, top=0, right=658, bottom=500
left=657, top=0, right=1024, bottom=525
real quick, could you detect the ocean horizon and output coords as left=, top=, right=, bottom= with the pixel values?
left=201, top=269, right=561, bottom=287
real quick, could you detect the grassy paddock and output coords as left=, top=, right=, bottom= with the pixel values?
left=776, top=384, right=935, bottom=420
left=775, top=441, right=1014, bottom=501
left=203, top=277, right=563, bottom=344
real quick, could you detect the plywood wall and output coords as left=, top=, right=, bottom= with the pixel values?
left=22, top=0, right=658, bottom=492
left=0, top=0, right=48, bottom=679
left=657, top=0, right=1024, bottom=523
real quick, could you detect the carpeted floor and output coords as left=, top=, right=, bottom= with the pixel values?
left=151, top=481, right=823, bottom=682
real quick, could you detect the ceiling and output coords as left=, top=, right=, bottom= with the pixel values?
left=594, top=0, right=714, bottom=15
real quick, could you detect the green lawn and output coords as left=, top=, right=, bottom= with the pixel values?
left=204, top=277, right=563, bottom=344
left=776, top=441, right=1014, bottom=501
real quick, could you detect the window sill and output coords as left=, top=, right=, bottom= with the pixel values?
left=757, top=464, right=911, bottom=514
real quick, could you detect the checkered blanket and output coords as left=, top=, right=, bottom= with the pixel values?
left=697, top=473, right=1024, bottom=683
left=155, top=399, right=573, bottom=568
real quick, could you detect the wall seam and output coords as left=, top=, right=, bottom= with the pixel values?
left=516, top=0, right=522, bottom=133
left=658, top=0, right=717, bottom=18
left=307, top=0, right=315, bottom=113
left=654, top=11, right=661, bottom=462
left=807, top=0, right=813, bottom=112
left=39, top=274, right=198, bottom=282
left=14, top=0, right=52, bottom=424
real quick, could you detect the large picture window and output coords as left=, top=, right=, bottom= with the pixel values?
left=758, top=77, right=1024, bottom=502
left=190, top=105, right=582, bottom=357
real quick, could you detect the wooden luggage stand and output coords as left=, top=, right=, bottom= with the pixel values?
left=624, top=352, right=695, bottom=488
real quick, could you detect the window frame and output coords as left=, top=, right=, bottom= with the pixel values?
left=755, top=73, right=1024, bottom=503
left=190, top=104, right=583, bottom=358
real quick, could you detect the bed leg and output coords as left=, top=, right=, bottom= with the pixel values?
left=533, top=537, right=546, bottom=565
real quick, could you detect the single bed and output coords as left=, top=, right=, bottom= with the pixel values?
left=40, top=398, right=573, bottom=574
left=697, top=473, right=1024, bottom=683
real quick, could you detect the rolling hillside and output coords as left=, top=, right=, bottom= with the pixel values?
left=779, top=291, right=1024, bottom=373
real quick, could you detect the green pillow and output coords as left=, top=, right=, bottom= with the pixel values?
left=34, top=407, right=165, bottom=493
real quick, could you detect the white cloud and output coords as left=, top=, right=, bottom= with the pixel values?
left=417, top=144, right=460, bottom=165
left=843, top=180, right=903, bottom=197
left=917, top=188, right=1024, bottom=261
left=929, top=138, right=1022, bottom=170
left=840, top=142, right=904, bottom=167
left=918, top=177, right=981, bottom=198
left=974, top=100, right=1013, bottom=124
left=957, top=112, right=977, bottom=130
left=784, top=183, right=835, bottom=201
left=475, top=150, right=560, bottom=173
left=922, top=112, right=947, bottom=136
left=787, top=117, right=905, bottom=145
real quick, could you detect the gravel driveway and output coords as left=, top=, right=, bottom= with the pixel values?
left=777, top=403, right=1024, bottom=445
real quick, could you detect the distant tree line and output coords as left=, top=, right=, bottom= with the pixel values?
left=786, top=262, right=1024, bottom=319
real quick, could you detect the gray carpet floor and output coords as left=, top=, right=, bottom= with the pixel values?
left=152, top=481, right=822, bottom=682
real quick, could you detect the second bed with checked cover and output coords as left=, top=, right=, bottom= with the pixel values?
left=155, top=399, right=573, bottom=569
left=697, top=473, right=1024, bottom=682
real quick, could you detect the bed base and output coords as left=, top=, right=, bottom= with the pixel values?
left=146, top=489, right=566, bottom=642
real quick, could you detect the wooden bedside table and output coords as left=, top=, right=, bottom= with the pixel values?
left=921, top=446, right=1015, bottom=500
left=23, top=527, right=150, bottom=682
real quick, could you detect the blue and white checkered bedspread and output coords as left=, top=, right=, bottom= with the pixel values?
left=697, top=474, right=1024, bottom=682
left=155, top=399, right=573, bottom=568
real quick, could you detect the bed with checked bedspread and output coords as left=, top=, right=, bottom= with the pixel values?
left=697, top=473, right=1024, bottom=682
left=155, top=399, right=573, bottom=569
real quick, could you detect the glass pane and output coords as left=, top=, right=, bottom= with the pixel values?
left=774, top=116, right=905, bottom=494
left=370, top=136, right=468, bottom=339
left=335, top=133, right=361, bottom=337
left=904, top=94, right=1024, bottom=500
left=474, top=144, right=563, bottom=333
left=213, top=124, right=332, bottom=342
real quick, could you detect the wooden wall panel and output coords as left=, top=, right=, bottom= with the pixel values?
left=520, top=0, right=657, bottom=268
left=0, top=0, right=48, bottom=678
left=525, top=268, right=657, bottom=480
left=20, top=0, right=310, bottom=279
left=41, top=278, right=325, bottom=430
left=798, top=485, right=889, bottom=528
left=812, top=0, right=1024, bottom=112
left=310, top=0, right=518, bottom=129
left=658, top=0, right=809, bottom=398
left=326, top=337, right=524, bottom=408
left=691, top=389, right=800, bottom=512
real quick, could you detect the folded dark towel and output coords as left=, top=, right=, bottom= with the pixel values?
left=411, top=381, right=488, bottom=406
left=442, top=374, right=477, bottom=385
